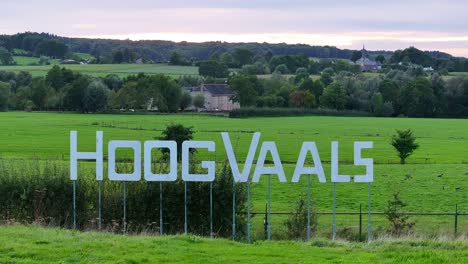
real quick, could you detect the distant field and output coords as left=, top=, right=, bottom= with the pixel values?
left=0, top=226, right=466, bottom=263
left=0, top=63, right=199, bottom=77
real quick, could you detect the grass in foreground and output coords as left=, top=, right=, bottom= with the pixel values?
left=0, top=225, right=466, bottom=263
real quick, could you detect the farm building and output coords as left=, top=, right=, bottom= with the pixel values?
left=185, top=84, right=240, bottom=111
left=356, top=46, right=381, bottom=72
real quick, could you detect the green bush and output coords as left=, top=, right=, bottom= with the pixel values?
left=0, top=158, right=246, bottom=237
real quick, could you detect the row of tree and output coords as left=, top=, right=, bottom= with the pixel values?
left=227, top=67, right=468, bottom=117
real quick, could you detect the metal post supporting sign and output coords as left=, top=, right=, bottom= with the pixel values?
left=307, top=174, right=311, bottom=241
left=184, top=181, right=188, bottom=235
left=160, top=182, right=163, bottom=236
left=98, top=180, right=102, bottom=230
left=73, top=180, right=76, bottom=229
left=210, top=181, right=213, bottom=239
left=267, top=174, right=271, bottom=240
left=123, top=181, right=127, bottom=234
left=367, top=182, right=372, bottom=242
left=247, top=181, right=251, bottom=243
left=332, top=182, right=336, bottom=240
left=232, top=180, right=236, bottom=240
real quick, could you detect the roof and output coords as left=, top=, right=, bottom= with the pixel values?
left=185, top=84, right=235, bottom=96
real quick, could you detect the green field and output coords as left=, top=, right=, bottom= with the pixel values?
left=0, top=63, right=199, bottom=77
left=0, top=226, right=466, bottom=263
left=1, top=112, right=467, bottom=237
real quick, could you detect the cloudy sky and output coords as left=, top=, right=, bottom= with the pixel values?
left=2, top=0, right=468, bottom=56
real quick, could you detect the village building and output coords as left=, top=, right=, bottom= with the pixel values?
left=355, top=46, right=381, bottom=72
left=185, top=84, right=240, bottom=111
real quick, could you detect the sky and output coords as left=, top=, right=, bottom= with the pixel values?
left=2, top=0, right=468, bottom=57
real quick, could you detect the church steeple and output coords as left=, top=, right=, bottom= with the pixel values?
left=361, top=44, right=366, bottom=59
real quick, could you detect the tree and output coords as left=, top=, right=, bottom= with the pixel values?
left=289, top=90, right=315, bottom=108
left=228, top=74, right=263, bottom=107
left=320, top=72, right=333, bottom=86
left=0, top=47, right=14, bottom=65
left=375, top=55, right=386, bottom=64
left=384, top=191, right=414, bottom=236
left=159, top=124, right=194, bottom=161
left=350, top=50, right=362, bottom=63
left=400, top=77, right=437, bottom=117
left=233, top=48, right=253, bottom=67
left=169, top=51, right=183, bottom=65
left=391, top=129, right=419, bottom=164
left=30, top=79, right=50, bottom=110
left=198, top=60, right=229, bottom=78
left=320, top=82, right=346, bottom=110
left=193, top=93, right=205, bottom=110
left=179, top=91, right=192, bottom=111
left=0, top=82, right=10, bottom=111
left=274, top=64, right=290, bottom=74
left=45, top=65, right=64, bottom=90
left=83, top=80, right=110, bottom=112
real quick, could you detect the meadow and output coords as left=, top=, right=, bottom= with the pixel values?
left=0, top=63, right=199, bottom=77
left=0, top=112, right=467, bottom=239
left=0, top=225, right=466, bottom=263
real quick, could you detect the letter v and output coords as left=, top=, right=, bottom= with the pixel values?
left=221, top=132, right=260, bottom=182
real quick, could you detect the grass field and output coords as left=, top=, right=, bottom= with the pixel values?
left=0, top=225, right=466, bottom=263
left=0, top=63, right=199, bottom=77
left=0, top=112, right=467, bottom=237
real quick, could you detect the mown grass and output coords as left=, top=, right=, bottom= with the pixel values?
left=0, top=63, right=199, bottom=77
left=0, top=225, right=466, bottom=263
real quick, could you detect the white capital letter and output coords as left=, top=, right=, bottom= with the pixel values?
left=222, top=132, right=260, bottom=182
left=70, top=131, right=103, bottom=181
left=331, top=141, right=350, bottom=182
left=354, top=141, right=374, bottom=182
left=252, top=142, right=286, bottom=182
left=108, top=141, right=141, bottom=181
left=144, top=140, right=177, bottom=182
left=182, top=141, right=215, bottom=182
left=292, top=142, right=326, bottom=183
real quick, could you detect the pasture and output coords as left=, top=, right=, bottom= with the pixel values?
left=0, top=63, right=199, bottom=77
left=0, top=112, right=467, bottom=238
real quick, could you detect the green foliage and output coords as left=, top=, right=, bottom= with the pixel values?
left=391, top=129, right=419, bottom=164
left=34, top=40, right=68, bottom=58
left=274, top=64, right=290, bottom=74
left=192, top=94, right=205, bottom=110
left=159, top=124, right=195, bottom=161
left=199, top=60, right=228, bottom=78
left=284, top=196, right=317, bottom=240
left=228, top=74, right=263, bottom=107
left=0, top=47, right=14, bottom=65
left=384, top=191, right=415, bottom=236
left=83, top=80, right=110, bottom=113
left=179, top=91, right=192, bottom=111
left=233, top=48, right=253, bottom=67
left=0, top=159, right=246, bottom=237
left=320, top=82, right=346, bottom=110
left=400, top=77, right=437, bottom=117
left=0, top=81, right=10, bottom=111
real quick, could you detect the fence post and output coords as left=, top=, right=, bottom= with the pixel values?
left=359, top=204, right=362, bottom=241
left=455, top=204, right=458, bottom=237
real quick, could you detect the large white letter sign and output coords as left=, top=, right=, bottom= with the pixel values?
left=252, top=142, right=286, bottom=182
left=108, top=141, right=141, bottom=181
left=331, top=141, right=350, bottom=182
left=222, top=132, right=260, bottom=182
left=353, top=142, right=374, bottom=182
left=70, top=131, right=103, bottom=181
left=144, top=141, right=177, bottom=182
left=182, top=141, right=215, bottom=182
left=292, top=142, right=326, bottom=183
